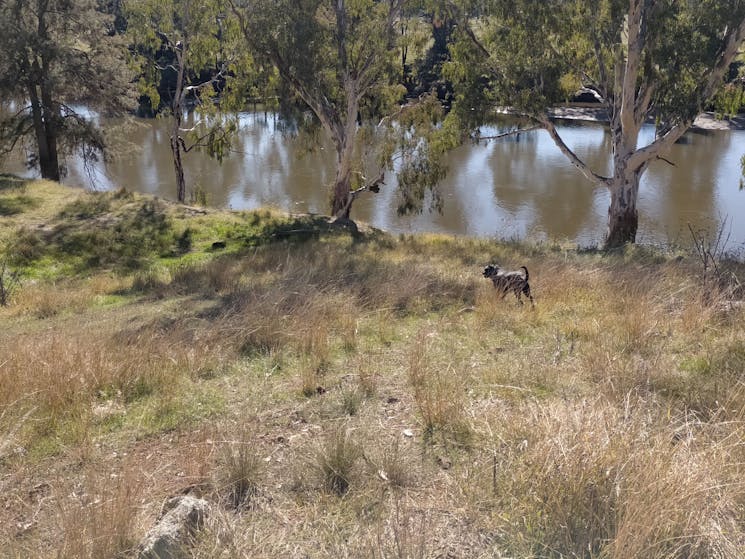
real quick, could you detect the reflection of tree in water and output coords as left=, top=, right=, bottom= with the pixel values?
left=221, top=114, right=333, bottom=212
left=485, top=120, right=611, bottom=241
left=643, top=128, right=729, bottom=243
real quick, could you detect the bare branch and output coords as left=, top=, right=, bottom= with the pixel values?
left=476, top=125, right=542, bottom=142
left=537, top=116, right=609, bottom=185
left=656, top=155, right=675, bottom=167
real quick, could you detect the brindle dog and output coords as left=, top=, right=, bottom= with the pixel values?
left=483, top=264, right=534, bottom=307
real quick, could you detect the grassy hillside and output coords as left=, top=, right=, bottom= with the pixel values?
left=2, top=176, right=745, bottom=558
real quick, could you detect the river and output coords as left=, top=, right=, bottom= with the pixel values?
left=6, top=112, right=745, bottom=250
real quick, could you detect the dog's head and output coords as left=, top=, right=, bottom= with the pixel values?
left=483, top=264, right=500, bottom=279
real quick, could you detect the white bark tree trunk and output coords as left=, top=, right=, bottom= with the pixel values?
left=606, top=173, right=641, bottom=247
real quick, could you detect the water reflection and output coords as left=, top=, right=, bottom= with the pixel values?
left=5, top=113, right=745, bottom=249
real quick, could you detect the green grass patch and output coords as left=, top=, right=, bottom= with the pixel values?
left=0, top=193, right=38, bottom=216
left=129, top=385, right=225, bottom=437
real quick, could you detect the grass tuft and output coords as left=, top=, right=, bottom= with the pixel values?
left=314, top=427, right=361, bottom=495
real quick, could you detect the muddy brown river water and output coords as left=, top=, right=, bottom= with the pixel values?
left=7, top=112, right=745, bottom=250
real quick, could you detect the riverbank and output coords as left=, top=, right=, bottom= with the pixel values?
left=3, top=180, right=745, bottom=557
left=548, top=105, right=745, bottom=130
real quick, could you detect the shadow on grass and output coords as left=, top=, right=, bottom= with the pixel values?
left=0, top=194, right=38, bottom=216
left=0, top=173, right=28, bottom=191
left=0, top=174, right=35, bottom=216
left=235, top=214, right=364, bottom=246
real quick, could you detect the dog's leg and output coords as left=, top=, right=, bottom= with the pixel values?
left=523, top=285, right=534, bottom=307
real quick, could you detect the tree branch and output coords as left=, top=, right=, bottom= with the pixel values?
left=629, top=15, right=745, bottom=171
left=537, top=116, right=609, bottom=185
left=476, top=125, right=542, bottom=142
left=339, top=169, right=385, bottom=216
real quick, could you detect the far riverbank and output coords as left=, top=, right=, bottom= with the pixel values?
left=547, top=105, right=745, bottom=131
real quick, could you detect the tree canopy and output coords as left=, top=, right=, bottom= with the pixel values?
left=231, top=0, right=451, bottom=219
left=125, top=0, right=256, bottom=202
left=447, top=0, right=745, bottom=247
left=0, top=0, right=133, bottom=181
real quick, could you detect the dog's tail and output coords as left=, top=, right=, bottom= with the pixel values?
left=521, top=266, right=529, bottom=281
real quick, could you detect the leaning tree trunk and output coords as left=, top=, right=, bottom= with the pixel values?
left=170, top=131, right=186, bottom=203
left=605, top=172, right=641, bottom=249
left=330, top=132, right=356, bottom=219
left=331, top=163, right=353, bottom=219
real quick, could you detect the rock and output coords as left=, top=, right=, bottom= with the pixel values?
left=330, top=217, right=359, bottom=234
left=138, top=495, right=210, bottom=559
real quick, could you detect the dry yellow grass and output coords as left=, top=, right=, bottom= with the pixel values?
left=3, top=181, right=745, bottom=557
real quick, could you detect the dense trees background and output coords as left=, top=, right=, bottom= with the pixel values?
left=0, top=0, right=133, bottom=181
left=1, top=0, right=745, bottom=245
left=446, top=0, right=745, bottom=248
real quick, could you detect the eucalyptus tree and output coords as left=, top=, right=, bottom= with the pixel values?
left=125, top=0, right=251, bottom=203
left=0, top=0, right=132, bottom=181
left=448, top=0, right=745, bottom=248
left=231, top=0, right=447, bottom=220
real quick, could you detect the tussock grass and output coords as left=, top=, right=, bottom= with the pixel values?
left=214, top=430, right=263, bottom=510
left=4, top=180, right=745, bottom=557
left=313, top=427, right=362, bottom=495
left=55, top=458, right=143, bottom=559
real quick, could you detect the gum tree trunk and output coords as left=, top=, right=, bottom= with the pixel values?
left=606, top=174, right=640, bottom=248
left=330, top=131, right=355, bottom=219
left=330, top=81, right=359, bottom=220
left=171, top=130, right=186, bottom=203
left=331, top=166, right=353, bottom=219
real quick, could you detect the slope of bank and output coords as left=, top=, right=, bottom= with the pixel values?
left=3, top=178, right=745, bottom=558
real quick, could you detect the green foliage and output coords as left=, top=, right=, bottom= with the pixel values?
left=0, top=0, right=133, bottom=179
left=125, top=0, right=252, bottom=200
left=448, top=0, right=745, bottom=127
left=382, top=93, right=457, bottom=215
left=233, top=0, right=446, bottom=217
left=714, top=82, right=745, bottom=118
